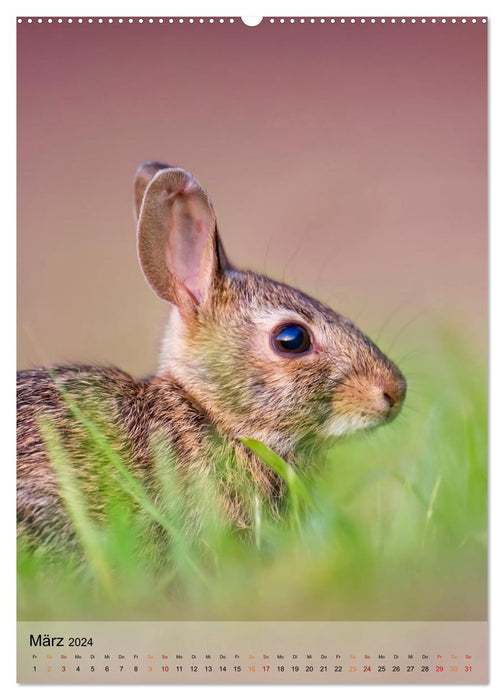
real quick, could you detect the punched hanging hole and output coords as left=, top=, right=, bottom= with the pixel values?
left=241, top=17, right=263, bottom=27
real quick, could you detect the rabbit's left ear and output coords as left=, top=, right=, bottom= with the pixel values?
left=136, top=165, right=228, bottom=312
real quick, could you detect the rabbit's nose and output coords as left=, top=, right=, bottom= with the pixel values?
left=381, top=375, right=406, bottom=417
left=383, top=392, right=395, bottom=407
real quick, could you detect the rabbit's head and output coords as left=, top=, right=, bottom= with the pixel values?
left=135, top=163, right=406, bottom=455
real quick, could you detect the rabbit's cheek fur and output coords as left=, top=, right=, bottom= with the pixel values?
left=159, top=316, right=324, bottom=451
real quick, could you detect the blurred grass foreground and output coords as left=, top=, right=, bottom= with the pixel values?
left=17, top=321, right=487, bottom=621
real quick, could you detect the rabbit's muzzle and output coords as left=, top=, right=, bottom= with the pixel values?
left=325, top=364, right=406, bottom=438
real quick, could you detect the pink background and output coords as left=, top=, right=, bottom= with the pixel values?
left=17, top=19, right=487, bottom=375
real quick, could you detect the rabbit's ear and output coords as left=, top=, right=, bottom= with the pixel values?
left=136, top=167, right=227, bottom=311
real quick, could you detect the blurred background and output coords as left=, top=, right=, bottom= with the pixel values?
left=17, top=18, right=486, bottom=375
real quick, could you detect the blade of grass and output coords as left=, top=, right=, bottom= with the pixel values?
left=238, top=438, right=314, bottom=532
left=238, top=438, right=313, bottom=507
left=421, top=475, right=443, bottom=548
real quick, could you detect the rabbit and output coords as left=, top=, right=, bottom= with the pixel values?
left=17, top=162, right=406, bottom=549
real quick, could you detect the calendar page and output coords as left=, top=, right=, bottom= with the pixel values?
left=16, top=14, right=488, bottom=684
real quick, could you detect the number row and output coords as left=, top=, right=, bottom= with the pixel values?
left=34, top=664, right=473, bottom=673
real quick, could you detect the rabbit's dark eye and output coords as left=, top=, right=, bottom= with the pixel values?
left=271, top=324, right=312, bottom=355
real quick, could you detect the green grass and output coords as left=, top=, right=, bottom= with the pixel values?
left=17, top=321, right=487, bottom=622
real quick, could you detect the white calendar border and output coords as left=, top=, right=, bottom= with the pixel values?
left=2, top=0, right=501, bottom=698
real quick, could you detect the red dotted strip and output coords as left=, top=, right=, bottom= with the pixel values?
left=17, top=17, right=488, bottom=25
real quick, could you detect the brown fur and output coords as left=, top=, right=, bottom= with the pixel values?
left=17, top=162, right=406, bottom=550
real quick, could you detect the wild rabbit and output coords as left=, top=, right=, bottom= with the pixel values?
left=17, top=162, right=406, bottom=548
